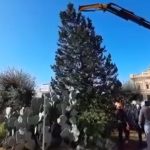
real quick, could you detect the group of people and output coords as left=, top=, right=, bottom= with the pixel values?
left=115, top=99, right=150, bottom=149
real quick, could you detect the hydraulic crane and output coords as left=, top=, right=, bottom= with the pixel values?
left=79, top=3, right=150, bottom=30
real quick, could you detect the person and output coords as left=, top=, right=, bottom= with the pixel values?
left=115, top=101, right=130, bottom=144
left=139, top=100, right=150, bottom=150
left=126, top=101, right=143, bottom=145
left=134, top=103, right=143, bottom=145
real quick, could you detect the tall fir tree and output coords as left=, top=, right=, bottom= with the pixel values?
left=51, top=3, right=121, bottom=142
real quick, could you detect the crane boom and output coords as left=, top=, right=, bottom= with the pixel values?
left=79, top=3, right=150, bottom=30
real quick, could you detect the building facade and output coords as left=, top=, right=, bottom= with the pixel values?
left=35, top=84, right=50, bottom=98
left=130, top=68, right=150, bottom=100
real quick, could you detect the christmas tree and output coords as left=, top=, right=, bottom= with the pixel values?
left=51, top=3, right=121, bottom=145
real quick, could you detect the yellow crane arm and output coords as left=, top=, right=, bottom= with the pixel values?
left=79, top=3, right=108, bottom=11
left=79, top=3, right=150, bottom=30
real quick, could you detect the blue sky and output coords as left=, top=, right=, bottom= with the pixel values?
left=0, top=0, right=150, bottom=85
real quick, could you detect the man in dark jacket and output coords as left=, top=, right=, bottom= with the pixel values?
left=115, top=102, right=129, bottom=143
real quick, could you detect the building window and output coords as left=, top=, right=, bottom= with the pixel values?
left=137, top=84, right=140, bottom=90
left=146, top=84, right=149, bottom=89
left=147, top=95, right=150, bottom=100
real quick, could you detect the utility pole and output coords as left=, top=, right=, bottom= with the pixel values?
left=42, top=94, right=46, bottom=150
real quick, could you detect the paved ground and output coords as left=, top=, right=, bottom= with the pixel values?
left=113, top=130, right=147, bottom=150
left=0, top=130, right=148, bottom=150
